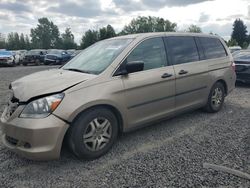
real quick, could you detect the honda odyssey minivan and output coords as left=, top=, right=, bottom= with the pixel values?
left=0, top=33, right=236, bottom=160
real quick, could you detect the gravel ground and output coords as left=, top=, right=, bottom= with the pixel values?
left=0, top=66, right=250, bottom=188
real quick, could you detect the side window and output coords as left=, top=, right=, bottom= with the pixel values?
left=127, top=37, right=167, bottom=71
left=165, top=36, right=199, bottom=65
left=199, top=37, right=227, bottom=59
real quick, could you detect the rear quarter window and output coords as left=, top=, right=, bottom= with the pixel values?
left=199, top=37, right=227, bottom=59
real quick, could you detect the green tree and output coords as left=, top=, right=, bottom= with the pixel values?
left=227, top=38, right=238, bottom=47
left=19, top=33, right=26, bottom=49
left=242, top=41, right=249, bottom=49
left=6, top=32, right=20, bottom=50
left=99, top=25, right=116, bottom=40
left=30, top=17, right=61, bottom=49
left=25, top=35, right=31, bottom=50
left=14, top=33, right=20, bottom=49
left=61, top=28, right=77, bottom=49
left=80, top=30, right=98, bottom=49
left=231, top=19, right=248, bottom=48
left=99, top=27, right=107, bottom=40
left=187, top=24, right=202, bottom=33
left=120, top=16, right=177, bottom=35
left=0, top=40, right=6, bottom=49
left=105, top=25, right=116, bottom=39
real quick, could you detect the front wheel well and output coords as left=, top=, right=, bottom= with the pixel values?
left=71, top=104, right=124, bottom=134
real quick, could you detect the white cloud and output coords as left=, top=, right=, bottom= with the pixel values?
left=0, top=0, right=249, bottom=44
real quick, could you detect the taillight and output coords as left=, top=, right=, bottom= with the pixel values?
left=231, top=61, right=235, bottom=72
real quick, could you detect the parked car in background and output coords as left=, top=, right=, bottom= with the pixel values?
left=17, top=50, right=27, bottom=64
left=229, top=46, right=242, bottom=53
left=233, top=50, right=250, bottom=84
left=67, top=49, right=76, bottom=56
left=0, top=33, right=236, bottom=160
left=44, top=49, right=71, bottom=65
left=23, top=49, right=47, bottom=66
left=11, top=51, right=21, bottom=65
left=0, top=50, right=15, bottom=66
left=70, top=50, right=82, bottom=59
left=232, top=50, right=242, bottom=57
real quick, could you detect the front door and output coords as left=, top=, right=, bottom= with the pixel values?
left=122, top=37, right=176, bottom=128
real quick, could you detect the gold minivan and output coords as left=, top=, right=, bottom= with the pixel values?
left=0, top=33, right=236, bottom=160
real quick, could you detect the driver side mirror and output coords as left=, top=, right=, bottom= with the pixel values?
left=126, top=61, right=144, bottom=74
left=115, top=61, right=144, bottom=76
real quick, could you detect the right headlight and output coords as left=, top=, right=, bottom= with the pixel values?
left=20, top=93, right=64, bottom=118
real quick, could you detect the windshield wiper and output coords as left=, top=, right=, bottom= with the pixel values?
left=64, top=68, right=91, bottom=74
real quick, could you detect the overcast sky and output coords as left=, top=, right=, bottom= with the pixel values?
left=0, top=0, right=249, bottom=43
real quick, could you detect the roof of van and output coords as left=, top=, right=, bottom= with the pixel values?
left=112, top=32, right=221, bottom=40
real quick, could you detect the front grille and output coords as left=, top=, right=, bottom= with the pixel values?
left=6, top=136, right=18, bottom=146
left=0, top=59, right=7, bottom=63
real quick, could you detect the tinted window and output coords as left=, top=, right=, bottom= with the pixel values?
left=199, top=37, right=227, bottom=59
left=127, top=38, right=167, bottom=71
left=165, top=36, right=199, bottom=65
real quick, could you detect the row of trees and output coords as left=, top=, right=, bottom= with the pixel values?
left=0, top=16, right=249, bottom=50
left=0, top=18, right=77, bottom=50
left=1, top=33, right=31, bottom=50
left=81, top=25, right=116, bottom=49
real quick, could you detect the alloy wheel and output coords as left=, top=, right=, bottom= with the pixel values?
left=211, top=87, right=223, bottom=108
left=83, top=117, right=112, bottom=151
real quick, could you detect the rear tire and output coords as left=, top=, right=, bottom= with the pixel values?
left=204, top=82, right=225, bottom=113
left=67, top=107, right=118, bottom=160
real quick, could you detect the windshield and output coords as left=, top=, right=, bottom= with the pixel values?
left=67, top=50, right=75, bottom=55
left=27, top=50, right=41, bottom=55
left=0, top=51, right=12, bottom=56
left=62, top=38, right=133, bottom=74
left=48, top=50, right=63, bottom=55
left=230, top=49, right=241, bottom=53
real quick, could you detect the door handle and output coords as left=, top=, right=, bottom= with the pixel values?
left=179, top=70, right=188, bottom=75
left=161, top=73, right=173, bottom=78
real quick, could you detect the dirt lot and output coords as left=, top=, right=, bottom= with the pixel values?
left=0, top=66, right=250, bottom=187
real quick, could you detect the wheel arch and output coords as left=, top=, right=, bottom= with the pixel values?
left=70, top=104, right=124, bottom=134
left=216, top=79, right=228, bottom=95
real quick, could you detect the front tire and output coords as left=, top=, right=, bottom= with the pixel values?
left=67, top=107, right=118, bottom=160
left=204, top=82, right=225, bottom=113
left=35, top=59, right=40, bottom=66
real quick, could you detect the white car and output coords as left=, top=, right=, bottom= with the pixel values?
left=11, top=51, right=21, bottom=64
left=12, top=50, right=27, bottom=65
left=0, top=51, right=15, bottom=66
left=17, top=50, right=27, bottom=63
left=229, top=46, right=242, bottom=54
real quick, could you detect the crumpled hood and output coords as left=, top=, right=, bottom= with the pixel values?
left=11, top=68, right=96, bottom=102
